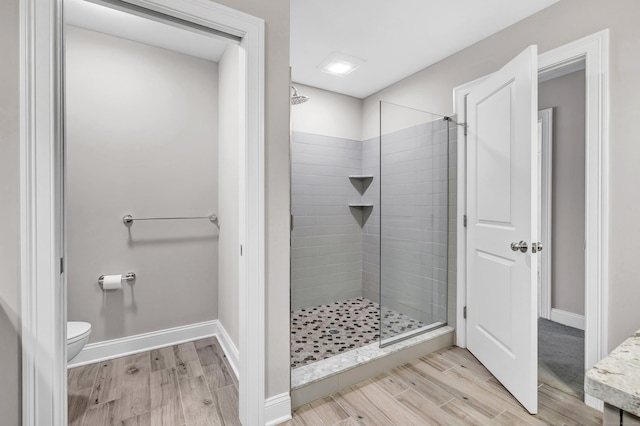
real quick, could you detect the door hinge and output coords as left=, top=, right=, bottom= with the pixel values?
left=240, top=245, right=243, bottom=256
left=60, top=257, right=64, bottom=274
left=463, top=215, right=467, bottom=227
left=463, top=306, right=467, bottom=319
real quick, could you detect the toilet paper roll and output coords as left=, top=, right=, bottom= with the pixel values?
left=102, top=274, right=122, bottom=290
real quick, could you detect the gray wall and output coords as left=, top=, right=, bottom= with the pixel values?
left=361, top=0, right=640, bottom=351
left=66, top=26, right=219, bottom=343
left=0, top=0, right=21, bottom=423
left=290, top=132, right=363, bottom=310
left=218, top=44, right=241, bottom=347
left=539, top=70, right=586, bottom=316
left=290, top=83, right=363, bottom=141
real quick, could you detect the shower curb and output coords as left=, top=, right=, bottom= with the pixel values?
left=290, top=325, right=454, bottom=408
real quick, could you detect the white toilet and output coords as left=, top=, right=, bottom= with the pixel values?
left=67, top=321, right=92, bottom=362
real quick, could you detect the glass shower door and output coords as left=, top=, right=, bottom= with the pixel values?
left=379, top=101, right=449, bottom=346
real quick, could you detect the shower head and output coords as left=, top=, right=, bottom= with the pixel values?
left=291, top=85, right=310, bottom=105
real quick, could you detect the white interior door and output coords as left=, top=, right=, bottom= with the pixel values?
left=466, top=45, right=539, bottom=414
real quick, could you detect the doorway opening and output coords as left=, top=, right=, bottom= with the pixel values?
left=537, top=62, right=587, bottom=400
left=19, top=0, right=266, bottom=424
left=64, top=0, right=240, bottom=423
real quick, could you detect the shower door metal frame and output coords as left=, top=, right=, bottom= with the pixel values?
left=19, top=1, right=268, bottom=425
left=454, top=29, right=610, bottom=411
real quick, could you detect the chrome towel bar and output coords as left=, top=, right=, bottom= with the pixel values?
left=123, top=213, right=218, bottom=225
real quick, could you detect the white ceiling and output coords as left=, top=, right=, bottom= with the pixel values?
left=64, top=0, right=230, bottom=62
left=291, top=0, right=561, bottom=99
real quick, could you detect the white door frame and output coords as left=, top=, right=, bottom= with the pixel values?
left=454, top=29, right=609, bottom=411
left=538, top=108, right=553, bottom=321
left=19, top=1, right=266, bottom=425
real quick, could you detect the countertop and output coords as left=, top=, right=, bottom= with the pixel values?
left=585, top=329, right=640, bottom=416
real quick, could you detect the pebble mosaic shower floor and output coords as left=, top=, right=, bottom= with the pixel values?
left=290, top=297, right=426, bottom=368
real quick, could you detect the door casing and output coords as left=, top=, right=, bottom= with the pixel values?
left=19, top=0, right=268, bottom=425
left=454, top=29, right=609, bottom=411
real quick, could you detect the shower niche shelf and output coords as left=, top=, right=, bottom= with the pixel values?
left=348, top=174, right=374, bottom=196
left=348, top=202, right=373, bottom=227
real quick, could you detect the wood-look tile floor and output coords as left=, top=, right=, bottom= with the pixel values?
left=283, top=346, right=603, bottom=426
left=68, top=337, right=240, bottom=426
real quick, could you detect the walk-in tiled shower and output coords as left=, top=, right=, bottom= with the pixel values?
left=290, top=101, right=456, bottom=372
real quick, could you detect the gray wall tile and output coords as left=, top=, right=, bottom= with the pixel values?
left=291, top=132, right=364, bottom=310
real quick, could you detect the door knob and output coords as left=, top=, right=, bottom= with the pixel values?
left=532, top=242, right=543, bottom=253
left=510, top=241, right=528, bottom=253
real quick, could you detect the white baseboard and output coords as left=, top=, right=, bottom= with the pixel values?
left=69, top=319, right=239, bottom=377
left=585, top=394, right=604, bottom=412
left=216, top=320, right=239, bottom=378
left=550, top=308, right=585, bottom=331
left=265, top=393, right=292, bottom=426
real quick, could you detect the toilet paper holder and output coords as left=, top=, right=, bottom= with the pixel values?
left=98, top=272, right=136, bottom=286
